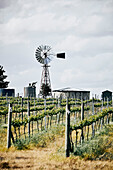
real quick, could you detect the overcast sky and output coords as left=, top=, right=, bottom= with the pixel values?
left=0, top=0, right=113, bottom=98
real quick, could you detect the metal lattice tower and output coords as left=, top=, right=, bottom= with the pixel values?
left=40, top=64, right=52, bottom=97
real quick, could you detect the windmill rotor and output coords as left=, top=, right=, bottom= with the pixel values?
left=35, top=45, right=52, bottom=65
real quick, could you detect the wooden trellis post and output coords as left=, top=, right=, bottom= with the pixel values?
left=81, top=101, right=84, bottom=120
left=107, top=97, right=109, bottom=124
left=65, top=96, right=70, bottom=157
left=75, top=100, right=76, bottom=123
left=112, top=99, right=113, bottom=122
left=57, top=97, right=60, bottom=124
left=107, top=97, right=109, bottom=108
left=92, top=97, right=95, bottom=137
left=7, top=104, right=12, bottom=148
left=28, top=101, right=30, bottom=139
left=5, top=93, right=8, bottom=123
left=21, top=97, right=23, bottom=121
left=101, top=99, right=103, bottom=112
left=81, top=101, right=84, bottom=143
left=34, top=97, right=35, bottom=115
left=100, top=103, right=103, bottom=130
left=44, top=98, right=46, bottom=130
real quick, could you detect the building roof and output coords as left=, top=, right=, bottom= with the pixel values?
left=102, top=90, right=112, bottom=93
left=53, top=87, right=90, bottom=93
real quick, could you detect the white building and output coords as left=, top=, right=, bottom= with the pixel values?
left=53, top=87, right=90, bottom=100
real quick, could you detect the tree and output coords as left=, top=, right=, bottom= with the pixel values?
left=0, top=65, right=9, bottom=88
left=40, top=83, right=51, bottom=98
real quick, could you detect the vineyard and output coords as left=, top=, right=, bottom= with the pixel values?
left=0, top=96, right=113, bottom=169
left=0, top=96, right=113, bottom=146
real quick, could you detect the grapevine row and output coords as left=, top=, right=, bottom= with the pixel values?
left=71, top=108, right=113, bottom=130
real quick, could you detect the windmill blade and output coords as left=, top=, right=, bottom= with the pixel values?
left=36, top=49, right=41, bottom=53
left=41, top=58, right=44, bottom=64
left=41, top=45, right=44, bottom=51
left=44, top=45, right=47, bottom=51
left=46, top=46, right=51, bottom=52
left=35, top=54, right=40, bottom=59
left=47, top=57, right=51, bottom=62
left=36, top=57, right=40, bottom=61
left=37, top=46, right=41, bottom=50
left=35, top=52, right=40, bottom=56
left=38, top=57, right=42, bottom=62
left=38, top=46, right=43, bottom=51
left=36, top=50, right=41, bottom=55
left=36, top=54, right=41, bottom=60
left=44, top=58, right=47, bottom=65
left=36, top=47, right=41, bottom=51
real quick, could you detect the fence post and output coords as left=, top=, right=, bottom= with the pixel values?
left=81, top=101, right=84, bottom=143
left=5, top=93, right=8, bottom=123
left=21, top=97, right=23, bottom=121
left=81, top=101, right=84, bottom=120
left=34, top=97, right=35, bottom=115
left=57, top=97, right=60, bottom=124
left=101, top=99, right=103, bottom=112
left=100, top=100, right=103, bottom=129
left=112, top=99, right=113, bottom=122
left=92, top=97, right=95, bottom=137
left=107, top=97, right=109, bottom=124
left=44, top=98, right=46, bottom=130
left=7, top=103, right=12, bottom=148
left=65, top=97, right=70, bottom=157
left=107, top=97, right=109, bottom=108
left=75, top=100, right=76, bottom=123
left=28, top=101, right=30, bottom=139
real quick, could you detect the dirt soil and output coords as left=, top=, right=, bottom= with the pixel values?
left=0, top=137, right=113, bottom=170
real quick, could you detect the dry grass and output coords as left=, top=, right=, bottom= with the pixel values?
left=0, top=123, right=113, bottom=169
left=0, top=132, right=113, bottom=169
left=0, top=126, right=7, bottom=152
left=0, top=138, right=113, bottom=169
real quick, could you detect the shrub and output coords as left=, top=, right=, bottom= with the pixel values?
left=14, top=138, right=29, bottom=150
left=14, top=124, right=65, bottom=150
left=74, top=124, right=113, bottom=160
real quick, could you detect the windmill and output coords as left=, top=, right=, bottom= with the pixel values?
left=35, top=45, right=65, bottom=98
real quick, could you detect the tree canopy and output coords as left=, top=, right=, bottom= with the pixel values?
left=0, top=65, right=9, bottom=88
left=40, top=83, right=51, bottom=98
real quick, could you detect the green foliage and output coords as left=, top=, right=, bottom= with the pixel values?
left=14, top=125, right=65, bottom=150
left=74, top=124, right=113, bottom=160
left=14, top=138, right=30, bottom=150
left=71, top=108, right=113, bottom=130
left=12, top=119, right=23, bottom=127
left=40, top=83, right=51, bottom=97
left=0, top=106, right=8, bottom=115
left=11, top=107, right=65, bottom=128
left=0, top=65, right=9, bottom=88
left=70, top=106, right=90, bottom=113
left=75, top=138, right=105, bottom=160
left=30, top=125, right=65, bottom=148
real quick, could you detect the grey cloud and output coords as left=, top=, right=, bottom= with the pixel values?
left=0, top=0, right=13, bottom=9
left=0, top=0, right=113, bottom=95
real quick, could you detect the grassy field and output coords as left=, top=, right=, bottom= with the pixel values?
left=0, top=123, right=113, bottom=169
